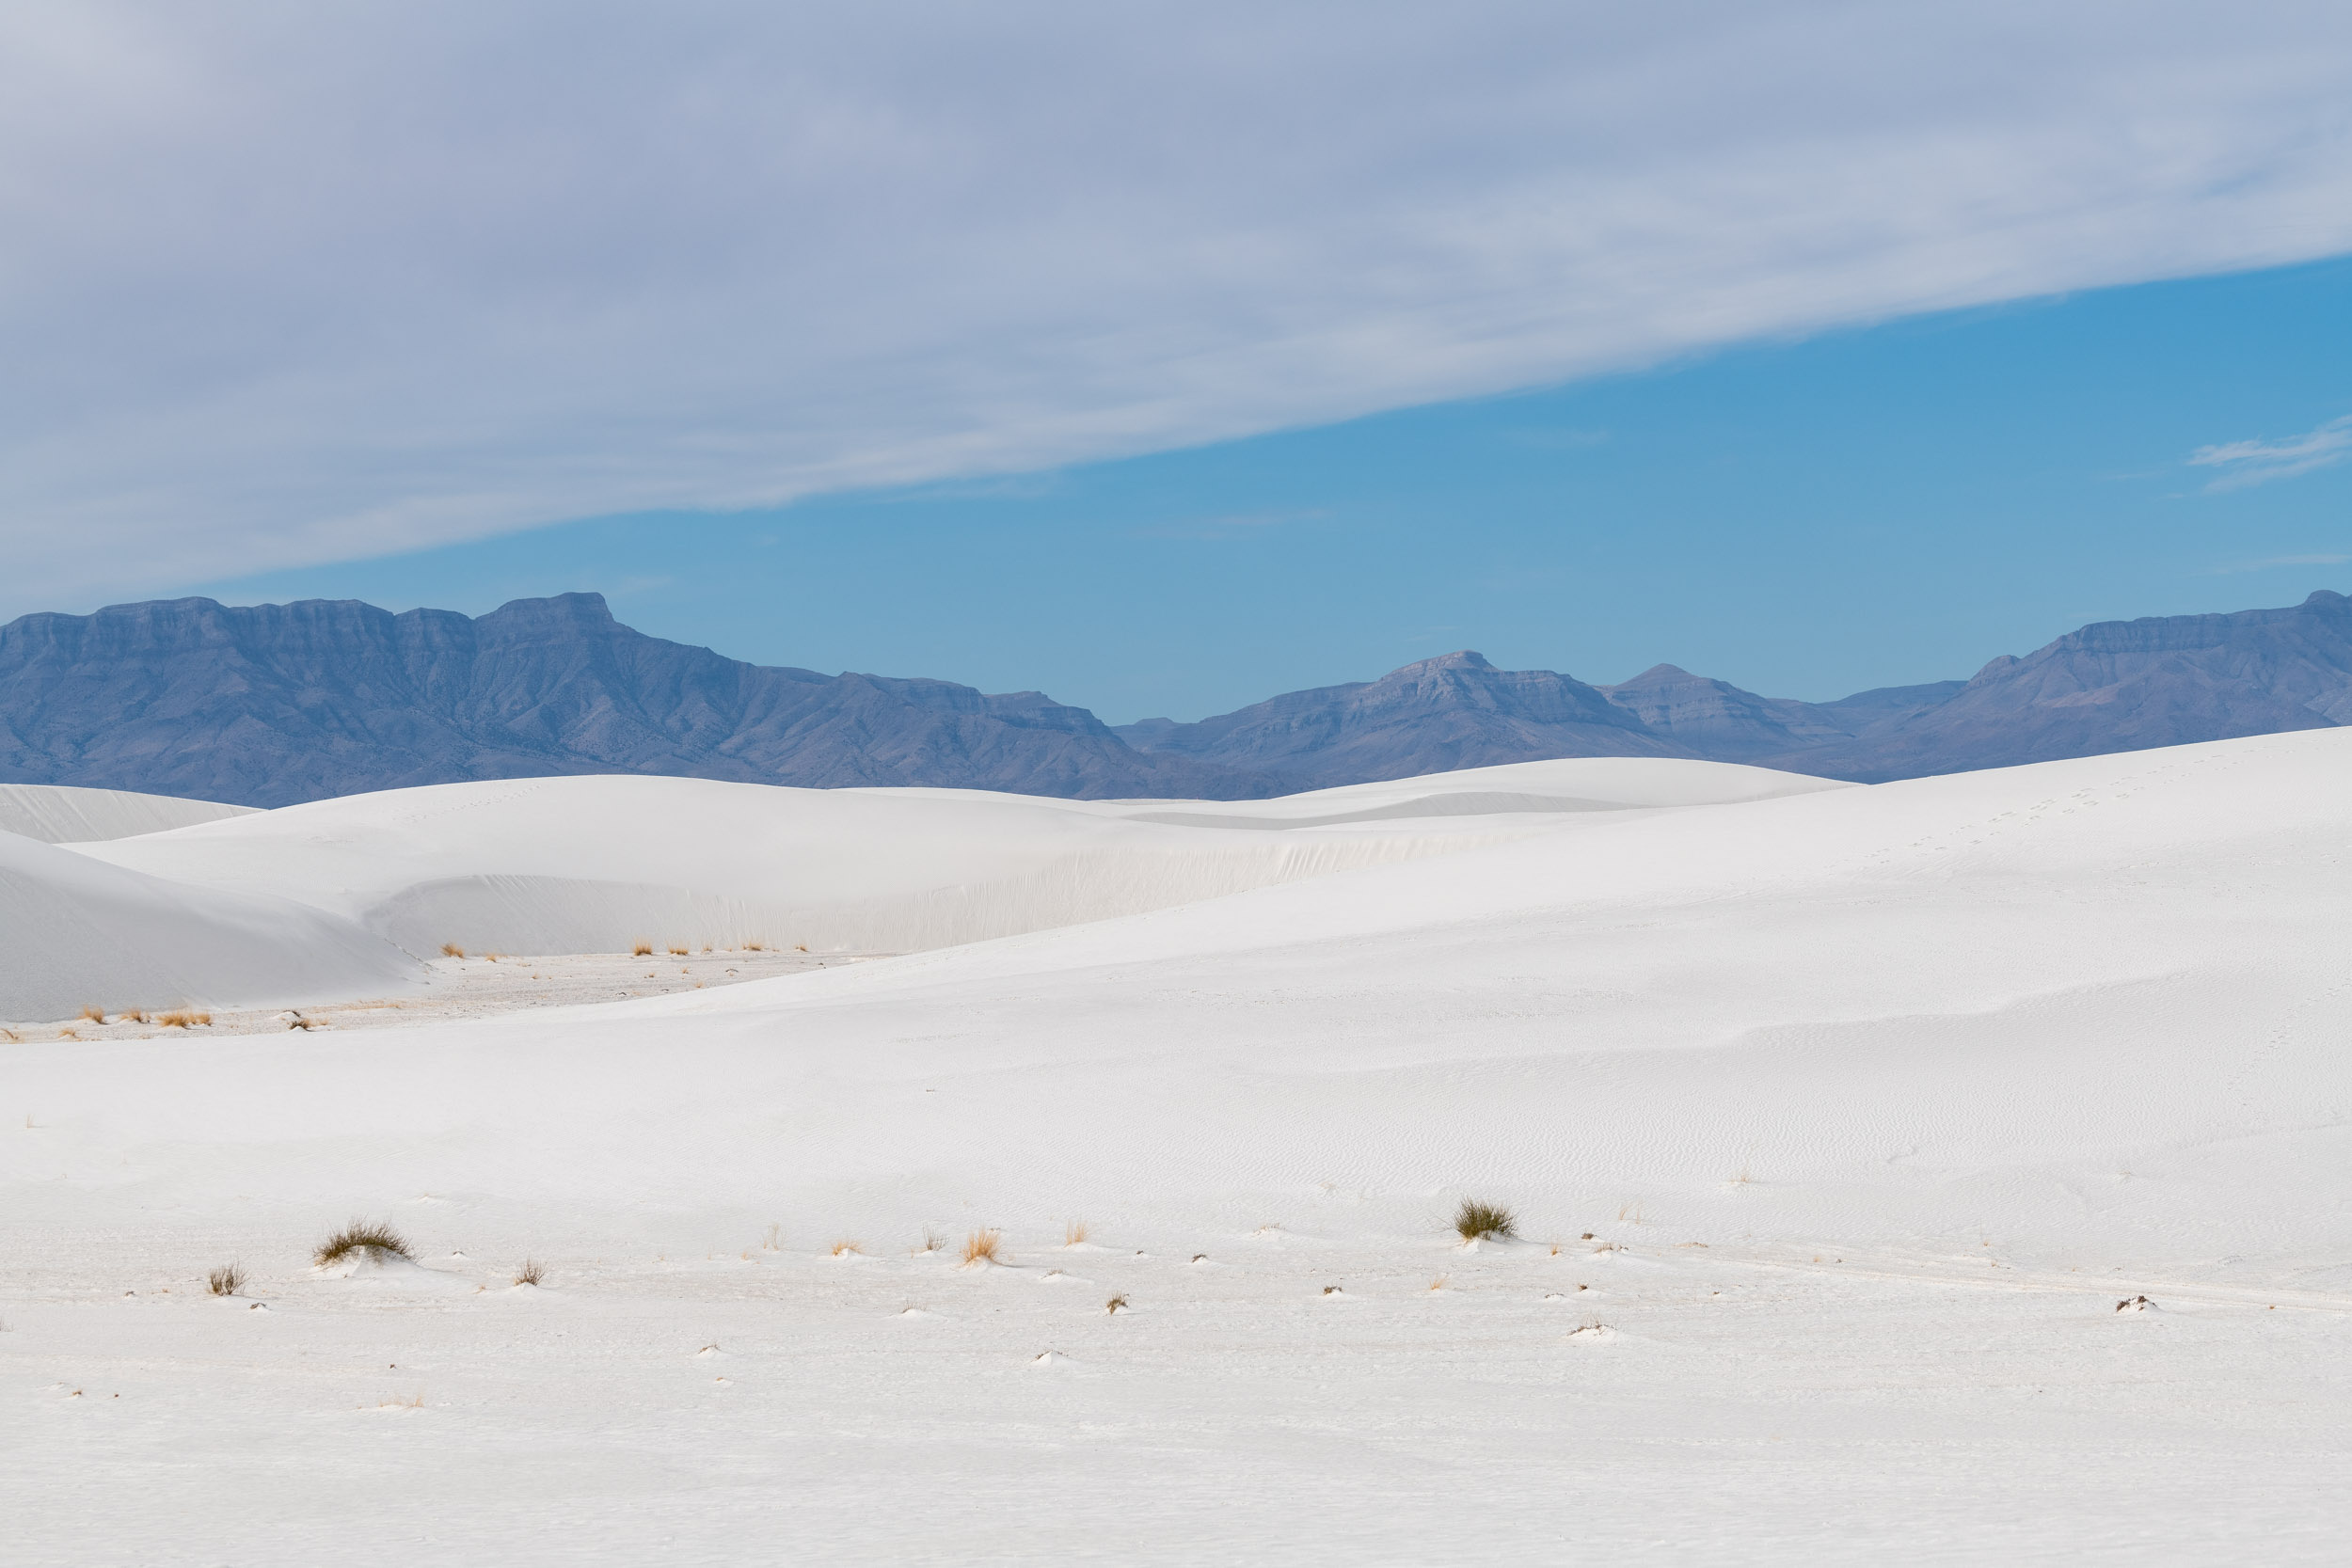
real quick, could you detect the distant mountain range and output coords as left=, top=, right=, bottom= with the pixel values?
left=1, top=588, right=2346, bottom=806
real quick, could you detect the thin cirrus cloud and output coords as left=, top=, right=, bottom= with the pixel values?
left=2189, top=416, right=2352, bottom=490
left=6, top=3, right=2352, bottom=616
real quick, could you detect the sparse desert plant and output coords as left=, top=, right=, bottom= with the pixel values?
left=484, top=952, right=502, bottom=962
left=1063, top=1219, right=1089, bottom=1247
left=959, top=1227, right=1003, bottom=1267
left=831, top=1239, right=864, bottom=1257
left=668, top=945, right=689, bottom=957
left=156, top=1009, right=212, bottom=1029
left=514, top=1259, right=545, bottom=1287
left=763, top=1223, right=783, bottom=1251
left=917, top=1228, right=945, bottom=1255
left=632, top=942, right=653, bottom=957
left=1104, top=1294, right=1129, bottom=1314
left=1429, top=1274, right=1450, bottom=1291
left=743, top=941, right=764, bottom=952
left=207, top=1263, right=245, bottom=1297
left=57, top=1028, right=80, bottom=1041
left=794, top=943, right=809, bottom=953
left=440, top=943, right=464, bottom=958
left=1454, top=1198, right=1517, bottom=1243
left=287, top=1014, right=317, bottom=1030
left=79, top=1006, right=105, bottom=1023
left=313, top=1219, right=414, bottom=1267
left=121, top=1008, right=149, bottom=1024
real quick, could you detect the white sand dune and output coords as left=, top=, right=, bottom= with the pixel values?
left=0, top=828, right=415, bottom=1022
left=77, top=758, right=1839, bottom=958
left=7, top=736, right=2350, bottom=1560
left=0, top=783, right=254, bottom=844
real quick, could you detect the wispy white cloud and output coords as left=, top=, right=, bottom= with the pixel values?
left=2190, top=417, right=2352, bottom=490
left=5, top=3, right=2352, bottom=612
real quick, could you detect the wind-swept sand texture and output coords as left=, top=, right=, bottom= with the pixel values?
left=5, top=736, right=2349, bottom=1560
left=0, top=783, right=254, bottom=844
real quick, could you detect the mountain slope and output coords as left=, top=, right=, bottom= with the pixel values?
left=1107, top=650, right=1690, bottom=788
left=1763, top=589, right=2352, bottom=780
left=0, top=594, right=1274, bottom=806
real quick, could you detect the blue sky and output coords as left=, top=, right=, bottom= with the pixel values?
left=199, top=255, right=2352, bottom=722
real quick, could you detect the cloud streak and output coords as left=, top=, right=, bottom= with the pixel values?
left=2190, top=416, right=2352, bottom=490
left=6, top=2, right=2352, bottom=610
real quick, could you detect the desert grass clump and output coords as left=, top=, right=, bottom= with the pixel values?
left=207, top=1263, right=246, bottom=1297
left=917, top=1228, right=945, bottom=1255
left=121, top=1008, right=150, bottom=1024
left=743, top=941, right=764, bottom=952
left=631, top=941, right=653, bottom=957
left=1454, top=1198, right=1517, bottom=1243
left=79, top=1006, right=106, bottom=1023
left=313, top=1219, right=414, bottom=1268
left=668, top=945, right=689, bottom=957
left=830, top=1239, right=864, bottom=1257
left=156, top=1009, right=212, bottom=1029
left=514, top=1259, right=545, bottom=1287
left=1063, top=1219, right=1089, bottom=1247
left=1104, top=1294, right=1129, bottom=1314
left=959, top=1227, right=1003, bottom=1267
left=440, top=942, right=465, bottom=958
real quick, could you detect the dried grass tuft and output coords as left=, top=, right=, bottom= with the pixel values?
left=668, top=945, right=689, bottom=957
left=631, top=942, right=653, bottom=958
left=156, top=1009, right=211, bottom=1029
left=121, top=1008, right=149, bottom=1024
left=514, top=1259, right=545, bottom=1287
left=917, top=1228, right=945, bottom=1255
left=1104, top=1294, right=1129, bottom=1314
left=830, top=1239, right=863, bottom=1258
left=440, top=943, right=464, bottom=958
left=79, top=1006, right=105, bottom=1023
left=313, top=1219, right=413, bottom=1267
left=743, top=941, right=764, bottom=952
left=207, top=1263, right=245, bottom=1297
left=1063, top=1219, right=1089, bottom=1247
left=1454, top=1199, right=1517, bottom=1242
left=959, top=1228, right=1002, bottom=1267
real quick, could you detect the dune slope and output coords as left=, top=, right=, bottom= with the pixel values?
left=0, top=830, right=415, bottom=1021
left=76, top=758, right=1841, bottom=957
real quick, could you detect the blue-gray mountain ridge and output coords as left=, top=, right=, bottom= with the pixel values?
left=1, top=589, right=2346, bottom=806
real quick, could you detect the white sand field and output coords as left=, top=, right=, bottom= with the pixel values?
left=4, top=738, right=2349, bottom=1562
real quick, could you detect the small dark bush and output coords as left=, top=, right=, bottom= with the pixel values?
left=207, top=1263, right=245, bottom=1296
left=1454, top=1198, right=1517, bottom=1242
left=313, top=1220, right=413, bottom=1267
